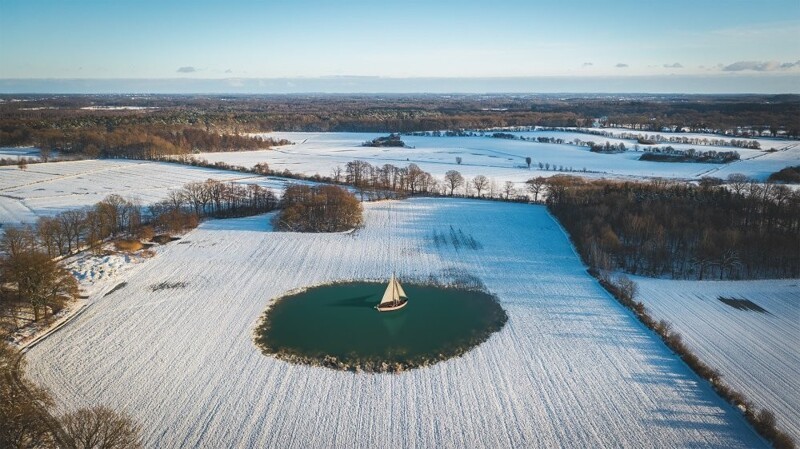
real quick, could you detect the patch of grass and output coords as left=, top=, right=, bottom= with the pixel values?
left=152, top=235, right=179, bottom=245
left=150, top=281, right=188, bottom=292
left=114, top=239, right=143, bottom=252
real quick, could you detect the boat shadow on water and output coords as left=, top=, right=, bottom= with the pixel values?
left=328, top=294, right=379, bottom=308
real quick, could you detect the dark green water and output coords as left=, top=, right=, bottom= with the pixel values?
left=256, top=282, right=507, bottom=367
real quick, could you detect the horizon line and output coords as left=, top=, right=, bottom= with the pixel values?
left=2, top=74, right=799, bottom=95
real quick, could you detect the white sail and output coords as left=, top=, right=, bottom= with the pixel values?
left=394, top=278, right=407, bottom=299
left=379, top=274, right=398, bottom=306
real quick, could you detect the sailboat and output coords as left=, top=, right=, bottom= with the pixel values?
left=376, top=273, right=408, bottom=312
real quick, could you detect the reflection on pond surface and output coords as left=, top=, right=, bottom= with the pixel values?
left=255, top=282, right=507, bottom=372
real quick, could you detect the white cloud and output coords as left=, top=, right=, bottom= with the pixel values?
left=176, top=66, right=198, bottom=73
left=663, top=62, right=683, bottom=68
left=722, top=60, right=800, bottom=71
left=615, top=63, right=628, bottom=68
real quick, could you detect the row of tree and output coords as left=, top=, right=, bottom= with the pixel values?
left=1, top=125, right=289, bottom=160
left=1, top=180, right=279, bottom=328
left=639, top=148, right=741, bottom=163
left=546, top=175, right=800, bottom=280
left=150, top=179, right=278, bottom=222
left=545, top=127, right=765, bottom=149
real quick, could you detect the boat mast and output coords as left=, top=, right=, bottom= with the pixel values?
left=392, top=273, right=397, bottom=305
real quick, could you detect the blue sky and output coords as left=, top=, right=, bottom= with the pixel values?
left=1, top=0, right=799, bottom=92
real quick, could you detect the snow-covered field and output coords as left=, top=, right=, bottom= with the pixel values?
left=26, top=199, right=765, bottom=448
left=0, top=159, right=303, bottom=226
left=581, top=127, right=797, bottom=153
left=190, top=132, right=800, bottom=186
left=635, top=277, right=800, bottom=441
left=0, top=146, right=42, bottom=160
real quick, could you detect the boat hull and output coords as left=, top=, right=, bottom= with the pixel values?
left=376, top=298, right=408, bottom=312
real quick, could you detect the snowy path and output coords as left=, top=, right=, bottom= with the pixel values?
left=26, top=199, right=765, bottom=448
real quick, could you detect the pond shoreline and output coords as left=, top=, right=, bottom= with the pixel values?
left=254, top=281, right=508, bottom=373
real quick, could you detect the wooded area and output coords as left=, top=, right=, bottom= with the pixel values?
left=275, top=184, right=363, bottom=232
left=2, top=94, right=797, bottom=161
left=276, top=185, right=362, bottom=232
left=547, top=176, right=800, bottom=280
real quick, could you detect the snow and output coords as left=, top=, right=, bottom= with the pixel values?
left=66, top=251, right=152, bottom=298
left=581, top=127, right=798, bottom=153
left=189, top=132, right=800, bottom=186
left=0, top=146, right=42, bottom=160
left=0, top=159, right=304, bottom=226
left=26, top=198, right=765, bottom=448
left=635, top=277, right=800, bottom=441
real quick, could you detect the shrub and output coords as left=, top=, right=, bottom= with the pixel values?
left=151, top=235, right=174, bottom=245
left=768, top=165, right=800, bottom=183
left=136, top=225, right=155, bottom=242
left=114, top=239, right=143, bottom=252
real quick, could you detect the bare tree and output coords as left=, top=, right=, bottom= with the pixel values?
left=455, top=156, right=462, bottom=165
left=39, top=145, right=52, bottom=163
left=503, top=181, right=516, bottom=199
left=525, top=177, right=547, bottom=202
left=253, top=162, right=270, bottom=175
left=2, top=249, right=78, bottom=321
left=331, top=166, right=343, bottom=183
left=726, top=173, right=749, bottom=196
left=405, top=164, right=425, bottom=194
left=37, top=217, right=65, bottom=257
left=0, top=226, right=36, bottom=258
left=444, top=170, right=464, bottom=196
left=59, top=209, right=87, bottom=254
left=0, top=341, right=56, bottom=449
left=525, top=157, right=531, bottom=169
left=60, top=406, right=142, bottom=449
left=472, top=175, right=488, bottom=197
left=615, top=275, right=638, bottom=303
left=488, top=179, right=499, bottom=199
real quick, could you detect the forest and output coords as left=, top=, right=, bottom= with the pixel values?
left=1, top=94, right=797, bottom=161
left=546, top=176, right=800, bottom=280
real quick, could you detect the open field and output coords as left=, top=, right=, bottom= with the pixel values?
left=26, top=199, right=765, bottom=448
left=635, top=277, right=800, bottom=441
left=0, top=159, right=303, bottom=226
left=190, top=131, right=800, bottom=186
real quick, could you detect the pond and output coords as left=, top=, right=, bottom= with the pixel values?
left=255, top=281, right=507, bottom=372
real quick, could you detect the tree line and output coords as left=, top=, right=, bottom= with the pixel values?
left=546, top=175, right=800, bottom=280
left=0, top=125, right=289, bottom=161
left=4, top=94, right=797, bottom=136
